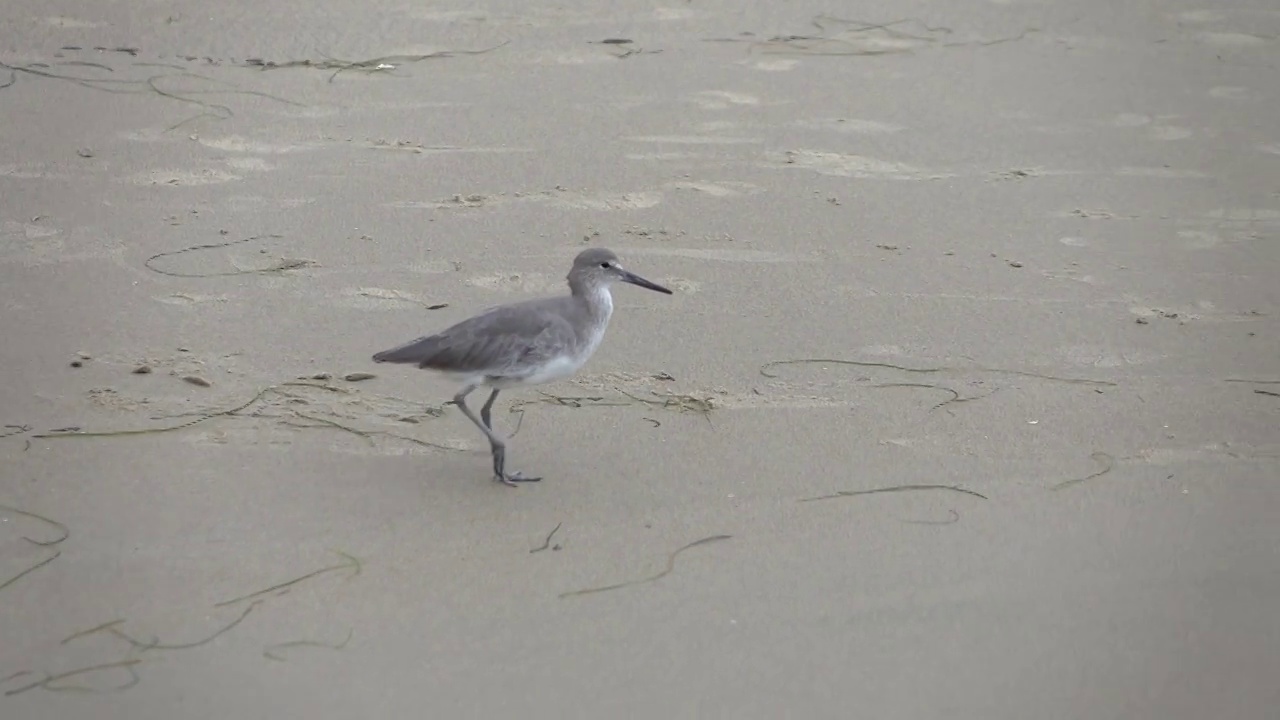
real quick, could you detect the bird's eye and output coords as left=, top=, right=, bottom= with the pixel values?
left=600, top=262, right=611, bottom=269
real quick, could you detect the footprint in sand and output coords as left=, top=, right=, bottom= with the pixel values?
left=1101, top=113, right=1194, bottom=141
left=623, top=246, right=806, bottom=264
left=389, top=189, right=663, bottom=212
left=624, top=151, right=708, bottom=161
left=224, top=195, right=316, bottom=211
left=1, top=221, right=123, bottom=265
left=747, top=58, right=800, bottom=72
left=125, top=168, right=242, bottom=186
left=333, top=287, right=450, bottom=311
left=225, top=157, right=274, bottom=172
left=1176, top=230, right=1224, bottom=250
left=154, top=293, right=230, bottom=308
left=1, top=220, right=60, bottom=260
left=1209, top=86, right=1259, bottom=100
left=546, top=191, right=663, bottom=211
left=663, top=180, right=761, bottom=197
left=196, top=135, right=318, bottom=154
left=624, top=135, right=762, bottom=145
left=41, top=15, right=106, bottom=28
left=1195, top=32, right=1271, bottom=47
left=0, top=162, right=75, bottom=180
left=1149, top=126, right=1193, bottom=141
left=1058, top=345, right=1163, bottom=368
left=766, top=150, right=952, bottom=180
left=1174, top=10, right=1222, bottom=24
left=465, top=272, right=563, bottom=294
left=690, top=91, right=762, bottom=110
left=1109, top=113, right=1152, bottom=128
left=1115, top=167, right=1207, bottom=179
left=794, top=118, right=905, bottom=135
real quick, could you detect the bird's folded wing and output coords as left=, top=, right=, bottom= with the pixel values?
left=373, top=303, right=578, bottom=374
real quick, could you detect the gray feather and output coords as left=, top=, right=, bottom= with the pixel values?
left=372, top=296, right=586, bottom=377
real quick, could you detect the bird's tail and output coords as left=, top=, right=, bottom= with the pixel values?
left=371, top=348, right=412, bottom=364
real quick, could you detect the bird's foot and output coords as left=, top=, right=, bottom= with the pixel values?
left=494, top=471, right=542, bottom=487
left=491, top=445, right=540, bottom=487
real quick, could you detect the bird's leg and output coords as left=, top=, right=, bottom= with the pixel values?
left=489, top=444, right=541, bottom=486
left=452, top=386, right=541, bottom=486
left=479, top=388, right=500, bottom=431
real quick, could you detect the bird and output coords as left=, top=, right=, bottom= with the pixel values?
left=372, top=248, right=674, bottom=486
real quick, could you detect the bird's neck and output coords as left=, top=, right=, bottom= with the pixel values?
left=576, top=283, right=614, bottom=325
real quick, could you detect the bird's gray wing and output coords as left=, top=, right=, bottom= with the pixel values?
left=372, top=298, right=578, bottom=375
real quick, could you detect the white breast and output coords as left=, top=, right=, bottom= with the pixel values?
left=492, top=289, right=613, bottom=389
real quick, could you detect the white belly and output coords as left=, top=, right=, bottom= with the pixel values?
left=501, top=353, right=588, bottom=387
left=493, top=321, right=607, bottom=389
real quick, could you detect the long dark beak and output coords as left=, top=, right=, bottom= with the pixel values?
left=621, top=270, right=673, bottom=295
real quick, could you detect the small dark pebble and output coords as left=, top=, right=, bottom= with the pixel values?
left=1135, top=317, right=1149, bottom=324
left=182, top=375, right=212, bottom=387
left=344, top=372, right=376, bottom=382
left=70, top=360, right=83, bottom=368
left=133, top=365, right=153, bottom=374
left=310, top=372, right=332, bottom=380
left=601, top=38, right=633, bottom=44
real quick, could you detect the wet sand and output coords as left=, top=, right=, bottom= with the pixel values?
left=2, top=0, right=1278, bottom=717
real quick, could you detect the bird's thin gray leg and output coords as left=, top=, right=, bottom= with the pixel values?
left=452, top=386, right=540, bottom=486
left=479, top=388, right=500, bottom=430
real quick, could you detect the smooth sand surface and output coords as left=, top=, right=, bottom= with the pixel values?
left=3, top=0, right=1278, bottom=717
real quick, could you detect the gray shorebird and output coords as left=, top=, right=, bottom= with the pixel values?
left=372, top=248, right=673, bottom=486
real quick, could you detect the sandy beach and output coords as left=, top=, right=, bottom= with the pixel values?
left=2, top=0, right=1278, bottom=717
